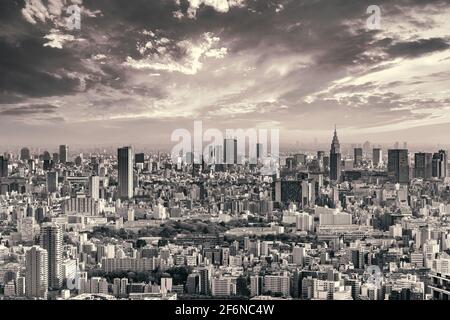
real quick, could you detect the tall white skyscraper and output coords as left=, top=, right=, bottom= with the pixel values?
left=118, top=146, right=133, bottom=199
left=25, top=246, right=48, bottom=298
left=40, top=223, right=63, bottom=290
left=89, top=175, right=100, bottom=200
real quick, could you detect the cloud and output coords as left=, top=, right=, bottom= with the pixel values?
left=0, top=104, right=58, bottom=116
left=124, top=32, right=227, bottom=75
left=43, top=29, right=77, bottom=49
left=21, top=0, right=51, bottom=24
left=2, top=0, right=450, bottom=145
left=386, top=38, right=450, bottom=58
left=186, top=0, right=245, bottom=18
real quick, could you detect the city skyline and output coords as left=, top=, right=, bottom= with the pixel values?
left=1, top=0, right=450, bottom=145
left=2, top=0, right=450, bottom=305
left=0, top=127, right=449, bottom=302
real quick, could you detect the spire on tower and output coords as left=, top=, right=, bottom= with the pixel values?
left=330, top=126, right=340, bottom=154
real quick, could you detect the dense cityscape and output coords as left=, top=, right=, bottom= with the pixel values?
left=0, top=128, right=449, bottom=301
left=2, top=0, right=450, bottom=309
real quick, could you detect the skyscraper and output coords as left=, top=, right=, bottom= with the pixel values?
left=135, top=153, right=145, bottom=164
left=414, top=152, right=432, bottom=180
left=118, top=146, right=133, bottom=199
left=275, top=180, right=302, bottom=203
left=432, top=150, right=448, bottom=179
left=224, top=138, right=237, bottom=165
left=256, top=143, right=263, bottom=160
left=40, top=224, right=63, bottom=290
left=373, top=148, right=382, bottom=167
left=42, top=151, right=51, bottom=161
left=317, top=151, right=325, bottom=170
left=294, top=154, right=307, bottom=166
left=46, top=171, right=58, bottom=193
left=59, top=145, right=69, bottom=164
left=20, top=147, right=31, bottom=161
left=89, top=175, right=100, bottom=200
left=354, top=148, right=363, bottom=167
left=0, top=156, right=8, bottom=178
left=186, top=274, right=200, bottom=294
left=388, top=149, right=410, bottom=184
left=214, top=145, right=223, bottom=165
left=330, top=127, right=342, bottom=182
left=52, top=152, right=59, bottom=164
left=199, top=267, right=210, bottom=295
left=25, top=246, right=48, bottom=298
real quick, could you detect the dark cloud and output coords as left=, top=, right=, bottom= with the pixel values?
left=0, top=104, right=58, bottom=116
left=386, top=38, right=450, bottom=58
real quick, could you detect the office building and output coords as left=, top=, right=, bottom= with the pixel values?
left=294, top=154, right=307, bottom=166
left=275, top=180, right=302, bottom=203
left=118, top=146, right=133, bottom=199
left=0, top=156, right=8, bottom=178
left=354, top=148, right=363, bottom=167
left=330, top=127, right=342, bottom=181
left=256, top=143, right=263, bottom=160
left=414, top=153, right=432, bottom=180
left=20, top=147, right=31, bottom=161
left=373, top=148, right=382, bottom=167
left=52, top=152, right=59, bottom=164
left=388, top=149, right=409, bottom=183
left=135, top=153, right=145, bottom=164
left=432, top=150, right=448, bottom=178
left=46, top=171, right=58, bottom=193
left=224, top=138, right=237, bottom=165
left=59, top=145, right=69, bottom=164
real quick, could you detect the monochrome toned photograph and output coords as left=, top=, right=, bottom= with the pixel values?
left=0, top=0, right=449, bottom=313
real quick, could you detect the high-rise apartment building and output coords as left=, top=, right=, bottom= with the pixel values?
left=25, top=246, right=48, bottom=298
left=89, top=175, right=100, bottom=200
left=40, top=224, right=63, bottom=290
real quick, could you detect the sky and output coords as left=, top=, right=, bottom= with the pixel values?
left=1, top=0, right=450, bottom=148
